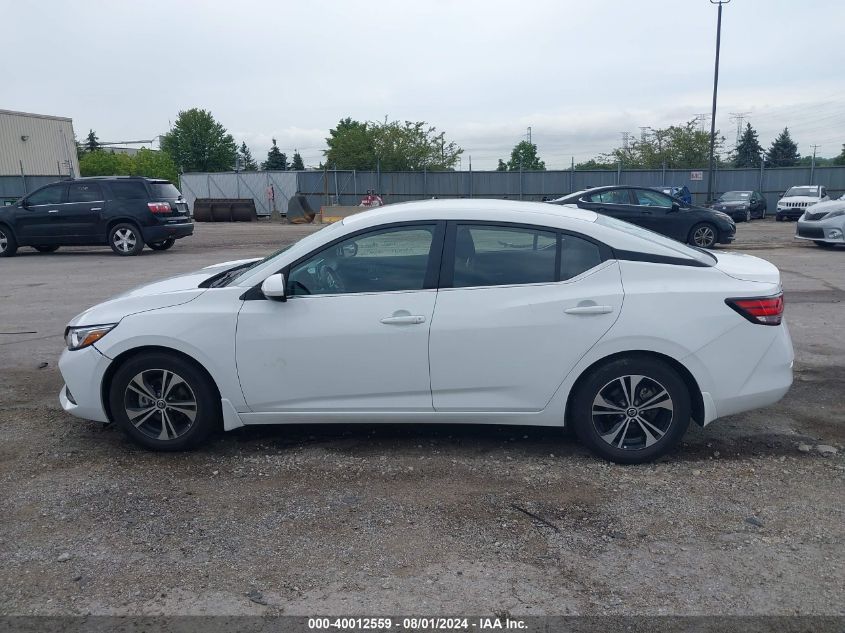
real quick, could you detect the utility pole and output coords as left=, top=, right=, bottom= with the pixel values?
left=526, top=126, right=532, bottom=145
left=695, top=114, right=711, bottom=134
left=810, top=144, right=820, bottom=184
left=707, top=0, right=731, bottom=204
left=639, top=126, right=651, bottom=143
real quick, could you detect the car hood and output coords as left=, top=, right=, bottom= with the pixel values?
left=779, top=196, right=820, bottom=205
left=67, top=258, right=261, bottom=327
left=801, top=199, right=845, bottom=215
left=712, top=251, right=780, bottom=285
left=713, top=201, right=749, bottom=208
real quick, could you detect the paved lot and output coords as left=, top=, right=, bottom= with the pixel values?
left=0, top=218, right=843, bottom=616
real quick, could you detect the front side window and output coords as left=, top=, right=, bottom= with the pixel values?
left=634, top=189, right=672, bottom=207
left=68, top=182, right=103, bottom=203
left=288, top=225, right=435, bottom=296
left=452, top=225, right=556, bottom=288
left=26, top=184, right=65, bottom=206
left=108, top=181, right=148, bottom=199
left=588, top=189, right=630, bottom=204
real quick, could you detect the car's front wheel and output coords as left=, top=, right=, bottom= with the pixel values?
left=109, top=352, right=221, bottom=451
left=0, top=226, right=17, bottom=257
left=689, top=222, right=718, bottom=248
left=147, top=238, right=176, bottom=251
left=570, top=356, right=691, bottom=464
left=745, top=209, right=752, bottom=222
left=109, top=223, right=144, bottom=256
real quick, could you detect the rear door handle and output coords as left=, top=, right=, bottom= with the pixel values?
left=48, top=210, right=59, bottom=214
left=565, top=305, right=614, bottom=315
left=90, top=207, right=102, bottom=211
left=380, top=315, right=426, bottom=325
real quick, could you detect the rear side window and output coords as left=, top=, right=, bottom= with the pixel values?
left=452, top=225, right=556, bottom=288
left=560, top=235, right=603, bottom=280
left=588, top=190, right=630, bottom=204
left=150, top=182, right=181, bottom=198
left=108, top=181, right=149, bottom=199
left=68, top=182, right=103, bottom=203
left=26, top=184, right=65, bottom=205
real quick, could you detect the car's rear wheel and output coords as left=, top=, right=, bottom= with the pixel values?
left=814, top=241, right=836, bottom=248
left=147, top=238, right=176, bottom=251
left=33, top=245, right=60, bottom=253
left=0, top=227, right=17, bottom=257
left=109, top=352, right=220, bottom=451
left=745, top=209, right=752, bottom=222
left=689, top=222, right=717, bottom=248
left=570, top=357, right=691, bottom=464
left=109, top=223, right=144, bottom=256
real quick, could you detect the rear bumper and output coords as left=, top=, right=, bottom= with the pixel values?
left=58, top=345, right=111, bottom=423
left=142, top=221, right=194, bottom=243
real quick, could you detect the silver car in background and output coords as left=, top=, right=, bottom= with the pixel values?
left=795, top=194, right=845, bottom=248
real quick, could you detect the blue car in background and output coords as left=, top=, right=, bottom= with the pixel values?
left=655, top=186, right=692, bottom=205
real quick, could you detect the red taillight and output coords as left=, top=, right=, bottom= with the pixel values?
left=147, top=202, right=170, bottom=214
left=725, top=293, right=784, bottom=325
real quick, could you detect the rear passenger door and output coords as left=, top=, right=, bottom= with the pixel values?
left=63, top=181, right=105, bottom=240
left=580, top=189, right=640, bottom=223
left=428, top=222, right=623, bottom=412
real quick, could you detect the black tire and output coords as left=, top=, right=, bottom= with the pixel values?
left=688, top=222, right=718, bottom=248
left=776, top=215, right=784, bottom=222
left=0, top=226, right=17, bottom=257
left=33, top=245, right=60, bottom=253
left=109, top=223, right=144, bottom=256
left=147, top=238, right=176, bottom=251
left=814, top=241, right=836, bottom=249
left=570, top=356, right=691, bottom=464
left=745, top=209, right=752, bottom=223
left=109, top=352, right=221, bottom=451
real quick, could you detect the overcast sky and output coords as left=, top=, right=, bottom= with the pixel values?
left=3, top=0, right=844, bottom=169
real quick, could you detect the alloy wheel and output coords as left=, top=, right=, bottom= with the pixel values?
left=113, top=228, right=137, bottom=253
left=746, top=210, right=752, bottom=222
left=591, top=374, right=674, bottom=451
left=692, top=225, right=716, bottom=248
left=0, top=230, right=7, bottom=254
left=123, top=369, right=198, bottom=441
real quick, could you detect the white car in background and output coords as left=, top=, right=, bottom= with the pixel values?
left=58, top=200, right=793, bottom=464
left=795, top=196, right=845, bottom=248
left=776, top=185, right=830, bottom=221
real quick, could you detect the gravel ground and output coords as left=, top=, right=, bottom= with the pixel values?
left=0, top=217, right=842, bottom=616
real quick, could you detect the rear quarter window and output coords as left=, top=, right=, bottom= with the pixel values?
left=108, top=181, right=149, bottom=200
left=150, top=182, right=181, bottom=198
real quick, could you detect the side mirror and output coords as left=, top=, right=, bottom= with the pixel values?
left=670, top=202, right=680, bottom=212
left=261, top=273, right=287, bottom=301
left=778, top=193, right=784, bottom=198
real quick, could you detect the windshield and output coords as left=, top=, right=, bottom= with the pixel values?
left=150, top=182, right=182, bottom=198
left=785, top=186, right=819, bottom=198
left=594, top=214, right=716, bottom=265
left=718, top=191, right=751, bottom=201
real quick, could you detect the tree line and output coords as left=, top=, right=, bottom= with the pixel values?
left=78, top=108, right=845, bottom=184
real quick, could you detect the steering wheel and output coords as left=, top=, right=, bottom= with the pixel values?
left=319, top=264, right=346, bottom=293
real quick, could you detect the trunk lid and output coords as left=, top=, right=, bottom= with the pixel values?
left=148, top=180, right=190, bottom=219
left=713, top=251, right=780, bottom=285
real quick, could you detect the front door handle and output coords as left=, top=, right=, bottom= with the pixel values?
left=90, top=207, right=102, bottom=211
left=381, top=314, right=426, bottom=325
left=48, top=210, right=59, bottom=214
left=565, top=305, right=614, bottom=315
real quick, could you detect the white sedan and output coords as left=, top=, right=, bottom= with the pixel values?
left=59, top=200, right=793, bottom=463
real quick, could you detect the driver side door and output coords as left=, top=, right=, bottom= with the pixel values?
left=235, top=222, right=444, bottom=413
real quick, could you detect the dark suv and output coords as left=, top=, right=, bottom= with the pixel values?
left=0, top=177, right=193, bottom=257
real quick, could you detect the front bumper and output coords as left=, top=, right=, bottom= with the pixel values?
left=142, top=220, right=194, bottom=243
left=795, top=220, right=845, bottom=244
left=58, top=344, right=112, bottom=423
left=718, top=227, right=736, bottom=244
left=776, top=208, right=804, bottom=220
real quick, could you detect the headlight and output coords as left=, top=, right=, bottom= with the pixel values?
left=64, top=324, right=117, bottom=351
left=824, top=209, right=845, bottom=219
left=736, top=204, right=749, bottom=210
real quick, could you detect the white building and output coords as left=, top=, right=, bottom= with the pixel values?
left=0, top=109, right=79, bottom=178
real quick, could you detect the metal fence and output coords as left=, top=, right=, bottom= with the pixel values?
left=177, top=166, right=845, bottom=217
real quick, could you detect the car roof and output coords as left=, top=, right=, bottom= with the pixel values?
left=342, top=198, right=599, bottom=227
left=73, top=176, right=168, bottom=182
